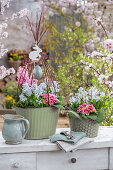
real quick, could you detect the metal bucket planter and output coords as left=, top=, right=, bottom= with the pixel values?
left=15, top=107, right=60, bottom=139
left=69, top=118, right=99, bottom=138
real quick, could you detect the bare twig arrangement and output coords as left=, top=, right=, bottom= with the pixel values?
left=26, top=9, right=50, bottom=46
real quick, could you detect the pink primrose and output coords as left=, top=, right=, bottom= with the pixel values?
left=49, top=100, right=54, bottom=106
left=82, top=103, right=87, bottom=107
left=43, top=93, right=59, bottom=106
left=54, top=98, right=60, bottom=104
left=82, top=108, right=90, bottom=115
left=77, top=105, right=84, bottom=113
left=87, top=104, right=96, bottom=113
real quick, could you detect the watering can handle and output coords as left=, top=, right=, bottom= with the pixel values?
left=22, top=118, right=30, bottom=139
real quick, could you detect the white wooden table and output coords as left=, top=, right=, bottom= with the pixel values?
left=0, top=126, right=113, bottom=170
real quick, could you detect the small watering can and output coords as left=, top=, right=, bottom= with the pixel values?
left=2, top=114, right=30, bottom=145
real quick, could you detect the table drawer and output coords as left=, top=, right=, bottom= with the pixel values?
left=0, top=153, right=36, bottom=170
left=37, top=148, right=108, bottom=170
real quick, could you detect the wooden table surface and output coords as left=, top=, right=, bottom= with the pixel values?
left=0, top=126, right=113, bottom=154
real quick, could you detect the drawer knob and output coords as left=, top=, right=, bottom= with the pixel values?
left=71, top=158, right=76, bottom=163
left=12, top=162, right=20, bottom=168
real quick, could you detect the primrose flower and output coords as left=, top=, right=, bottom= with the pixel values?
left=77, top=105, right=84, bottom=113
left=43, top=93, right=60, bottom=106
left=77, top=103, right=96, bottom=115
left=87, top=104, right=96, bottom=112
left=83, top=107, right=90, bottom=115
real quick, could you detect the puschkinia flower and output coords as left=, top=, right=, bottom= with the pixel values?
left=43, top=93, right=60, bottom=106
left=22, top=83, right=32, bottom=97
left=70, top=87, right=105, bottom=105
left=77, top=104, right=96, bottom=115
left=19, top=82, right=60, bottom=106
left=50, top=81, right=59, bottom=94
left=19, top=94, right=27, bottom=102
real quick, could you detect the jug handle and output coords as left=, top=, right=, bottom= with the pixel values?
left=22, top=118, right=30, bottom=139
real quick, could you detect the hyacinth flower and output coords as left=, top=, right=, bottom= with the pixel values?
left=16, top=82, right=63, bottom=109
left=67, top=87, right=105, bottom=123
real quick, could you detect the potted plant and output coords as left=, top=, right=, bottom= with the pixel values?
left=15, top=65, right=64, bottom=139
left=14, top=7, right=64, bottom=139
left=68, top=87, right=105, bottom=137
left=15, top=80, right=63, bottom=139
left=7, top=49, right=28, bottom=71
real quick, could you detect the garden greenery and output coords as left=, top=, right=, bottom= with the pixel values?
left=45, top=12, right=92, bottom=103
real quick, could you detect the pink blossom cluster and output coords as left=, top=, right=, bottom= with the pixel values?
left=0, top=0, right=12, bottom=14
left=104, top=39, right=113, bottom=52
left=82, top=60, right=113, bottom=90
left=77, top=104, right=96, bottom=116
left=43, top=93, right=60, bottom=106
left=90, top=51, right=104, bottom=58
left=0, top=0, right=29, bottom=59
left=0, top=66, right=15, bottom=79
left=17, top=66, right=38, bottom=86
left=11, top=8, right=30, bottom=20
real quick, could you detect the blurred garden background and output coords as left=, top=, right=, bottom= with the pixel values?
left=0, top=0, right=113, bottom=129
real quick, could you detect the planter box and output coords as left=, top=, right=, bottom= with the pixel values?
left=69, top=118, right=99, bottom=138
left=15, top=107, right=60, bottom=139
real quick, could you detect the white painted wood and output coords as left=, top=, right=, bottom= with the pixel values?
left=0, top=126, right=113, bottom=154
left=0, top=127, right=113, bottom=170
left=0, top=153, right=36, bottom=170
left=109, top=148, right=113, bottom=170
left=37, top=148, right=108, bottom=170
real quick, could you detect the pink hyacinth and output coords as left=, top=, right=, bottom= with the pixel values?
left=17, top=66, right=38, bottom=87
left=43, top=93, right=60, bottom=106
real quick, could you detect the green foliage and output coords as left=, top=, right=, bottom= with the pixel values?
left=44, top=12, right=92, bottom=102
left=16, top=93, right=44, bottom=108
left=16, top=93, right=64, bottom=109
left=95, top=110, right=103, bottom=123
left=2, top=82, right=17, bottom=98
left=82, top=45, right=113, bottom=125
left=68, top=110, right=81, bottom=119
left=53, top=105, right=65, bottom=110
left=89, top=98, right=105, bottom=111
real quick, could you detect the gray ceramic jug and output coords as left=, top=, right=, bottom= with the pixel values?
left=2, top=114, right=30, bottom=144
